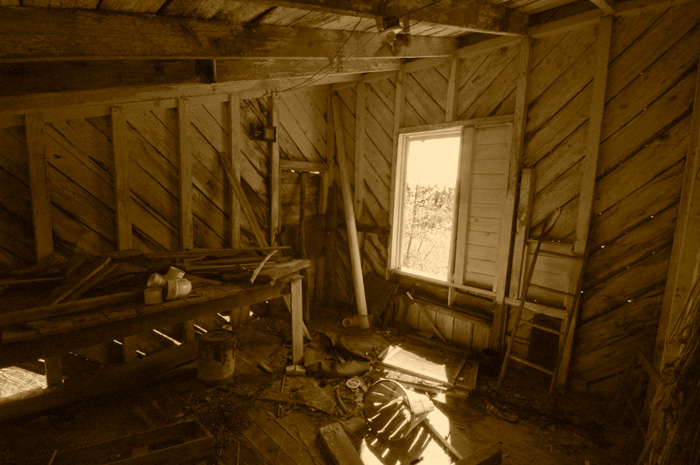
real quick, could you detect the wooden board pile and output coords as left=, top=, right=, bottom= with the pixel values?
left=0, top=247, right=301, bottom=335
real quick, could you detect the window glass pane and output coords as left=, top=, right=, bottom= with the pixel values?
left=400, top=135, right=460, bottom=280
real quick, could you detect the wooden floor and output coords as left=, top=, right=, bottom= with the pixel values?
left=0, top=316, right=635, bottom=465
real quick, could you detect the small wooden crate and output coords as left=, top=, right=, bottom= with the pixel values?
left=27, top=419, right=214, bottom=465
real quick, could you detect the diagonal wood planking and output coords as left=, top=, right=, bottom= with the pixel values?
left=0, top=125, right=34, bottom=269
left=570, top=4, right=700, bottom=387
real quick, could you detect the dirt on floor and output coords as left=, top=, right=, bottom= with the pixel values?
left=0, top=307, right=641, bottom=465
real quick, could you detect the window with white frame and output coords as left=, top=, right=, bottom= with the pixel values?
left=390, top=119, right=514, bottom=293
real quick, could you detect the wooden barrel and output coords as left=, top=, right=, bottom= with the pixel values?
left=197, top=330, right=236, bottom=383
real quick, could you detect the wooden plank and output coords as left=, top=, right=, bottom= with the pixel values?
left=270, top=95, right=280, bottom=246
left=509, top=169, right=535, bottom=299
left=455, top=443, right=502, bottom=465
left=0, top=8, right=455, bottom=62
left=110, top=106, right=132, bottom=249
left=558, top=16, right=613, bottom=388
left=491, top=38, right=528, bottom=350
left=228, top=94, right=242, bottom=247
left=178, top=98, right=193, bottom=250
left=653, top=65, right=700, bottom=374
left=387, top=72, right=405, bottom=278
left=450, top=127, right=476, bottom=305
left=445, top=57, right=459, bottom=122
left=354, top=81, right=366, bottom=219
left=318, top=422, right=364, bottom=465
left=291, top=276, right=304, bottom=364
left=25, top=113, right=53, bottom=261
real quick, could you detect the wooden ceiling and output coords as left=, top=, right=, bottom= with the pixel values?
left=0, top=0, right=629, bottom=96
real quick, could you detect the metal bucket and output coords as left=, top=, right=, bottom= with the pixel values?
left=197, top=330, right=236, bottom=383
left=363, top=379, right=434, bottom=440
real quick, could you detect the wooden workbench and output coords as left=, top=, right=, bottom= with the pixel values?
left=0, top=260, right=310, bottom=369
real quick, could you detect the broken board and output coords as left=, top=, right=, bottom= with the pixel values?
left=318, top=422, right=364, bottom=465
left=381, top=341, right=468, bottom=385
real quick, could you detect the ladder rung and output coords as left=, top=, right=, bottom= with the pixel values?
left=504, top=297, right=568, bottom=319
left=519, top=319, right=565, bottom=335
left=509, top=355, right=555, bottom=375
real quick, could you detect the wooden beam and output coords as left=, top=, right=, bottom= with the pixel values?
left=280, top=160, right=329, bottom=173
left=110, top=106, right=132, bottom=250
left=332, top=95, right=370, bottom=329
left=233, top=0, right=528, bottom=36
left=557, top=16, right=613, bottom=388
left=0, top=8, right=455, bottom=62
left=25, top=113, right=53, bottom=261
left=321, top=87, right=336, bottom=302
left=0, top=60, right=202, bottom=97
left=178, top=98, right=193, bottom=250
left=387, top=71, right=406, bottom=278
left=354, top=82, right=366, bottom=219
left=654, top=63, right=700, bottom=374
left=529, top=10, right=602, bottom=38
left=491, top=37, right=531, bottom=351
left=318, top=422, right=363, bottom=465
left=269, top=94, right=280, bottom=246
left=589, top=0, right=616, bottom=13
left=457, top=36, right=521, bottom=58
left=215, top=58, right=402, bottom=82
left=0, top=74, right=359, bottom=121
left=291, top=276, right=304, bottom=365
left=228, top=94, right=242, bottom=248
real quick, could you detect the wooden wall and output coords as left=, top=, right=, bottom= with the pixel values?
left=330, top=42, right=522, bottom=351
left=572, top=4, right=700, bottom=390
left=329, top=3, right=700, bottom=389
left=0, top=87, right=328, bottom=364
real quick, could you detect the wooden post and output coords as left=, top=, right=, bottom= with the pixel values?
left=449, top=126, right=476, bottom=306
left=291, top=276, right=304, bottom=364
left=445, top=57, right=459, bottom=123
left=557, top=16, right=613, bottom=388
left=110, top=106, right=132, bottom=250
left=323, top=88, right=337, bottom=303
left=332, top=95, right=370, bottom=329
left=25, top=113, right=53, bottom=261
left=387, top=71, right=406, bottom=278
left=490, top=37, right=531, bottom=350
left=269, top=94, right=280, bottom=246
left=43, top=355, right=62, bottom=388
left=354, top=81, right=366, bottom=219
left=178, top=98, right=193, bottom=250
left=228, top=94, right=242, bottom=248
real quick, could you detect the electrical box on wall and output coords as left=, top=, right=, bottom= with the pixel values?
left=251, top=124, right=276, bottom=142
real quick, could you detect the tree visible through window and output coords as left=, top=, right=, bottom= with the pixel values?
left=398, top=132, right=460, bottom=280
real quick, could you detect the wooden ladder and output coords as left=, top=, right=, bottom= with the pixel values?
left=496, top=210, right=581, bottom=394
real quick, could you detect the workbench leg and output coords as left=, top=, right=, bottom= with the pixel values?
left=291, top=277, right=304, bottom=365
left=122, top=336, right=139, bottom=362
left=44, top=355, right=63, bottom=387
left=181, top=320, right=196, bottom=343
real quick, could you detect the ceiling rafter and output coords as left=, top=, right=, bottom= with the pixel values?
left=0, top=7, right=456, bottom=63
left=232, top=0, right=528, bottom=36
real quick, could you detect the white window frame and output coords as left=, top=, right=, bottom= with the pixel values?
left=388, top=115, right=515, bottom=298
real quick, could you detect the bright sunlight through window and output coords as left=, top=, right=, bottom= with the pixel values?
left=397, top=132, right=460, bottom=280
